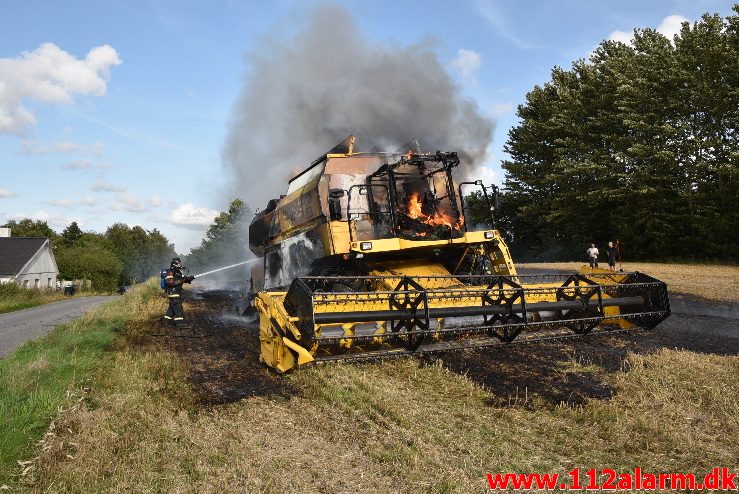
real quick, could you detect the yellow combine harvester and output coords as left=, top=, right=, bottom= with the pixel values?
left=248, top=136, right=670, bottom=372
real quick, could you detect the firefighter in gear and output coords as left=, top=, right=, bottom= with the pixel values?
left=164, top=258, right=194, bottom=327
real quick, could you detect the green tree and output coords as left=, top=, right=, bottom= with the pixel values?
left=185, top=199, right=252, bottom=275
left=502, top=6, right=739, bottom=261
left=56, top=244, right=123, bottom=292
left=61, top=221, right=83, bottom=246
left=1, top=219, right=58, bottom=240
left=105, top=223, right=177, bottom=284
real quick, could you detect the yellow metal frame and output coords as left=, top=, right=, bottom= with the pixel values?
left=255, top=291, right=315, bottom=372
left=256, top=237, right=639, bottom=373
left=348, top=230, right=494, bottom=253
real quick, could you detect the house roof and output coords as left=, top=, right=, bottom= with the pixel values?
left=0, top=237, right=49, bottom=276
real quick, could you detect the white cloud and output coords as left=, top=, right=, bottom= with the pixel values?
left=607, top=30, right=633, bottom=44
left=656, top=15, right=689, bottom=41
left=170, top=203, right=219, bottom=226
left=61, top=160, right=112, bottom=171
left=111, top=193, right=149, bottom=213
left=68, top=110, right=185, bottom=152
left=61, top=160, right=93, bottom=170
left=607, top=14, right=689, bottom=46
left=475, top=0, right=535, bottom=49
left=21, top=139, right=105, bottom=156
left=0, top=43, right=121, bottom=135
left=48, top=199, right=76, bottom=207
left=108, top=194, right=166, bottom=213
left=91, top=180, right=126, bottom=192
left=4, top=210, right=83, bottom=229
left=146, top=212, right=169, bottom=223
left=81, top=196, right=103, bottom=206
left=474, top=165, right=498, bottom=187
left=0, top=188, right=17, bottom=198
left=451, top=49, right=482, bottom=79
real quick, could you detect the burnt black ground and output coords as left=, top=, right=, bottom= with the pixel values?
left=147, top=288, right=737, bottom=409
left=148, top=296, right=297, bottom=405
left=428, top=297, right=738, bottom=407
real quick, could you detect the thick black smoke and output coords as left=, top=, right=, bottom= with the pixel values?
left=223, top=5, right=494, bottom=209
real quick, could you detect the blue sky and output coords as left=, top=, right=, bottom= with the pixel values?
left=0, top=0, right=734, bottom=252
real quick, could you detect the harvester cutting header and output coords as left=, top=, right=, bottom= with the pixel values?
left=249, top=136, right=670, bottom=372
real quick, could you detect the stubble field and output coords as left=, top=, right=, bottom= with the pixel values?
left=2, top=264, right=737, bottom=493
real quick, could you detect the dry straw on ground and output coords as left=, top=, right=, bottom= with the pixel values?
left=19, top=282, right=739, bottom=493
left=6, top=266, right=736, bottom=494
left=22, top=351, right=739, bottom=493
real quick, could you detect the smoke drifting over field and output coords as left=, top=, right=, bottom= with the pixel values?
left=223, top=5, right=494, bottom=209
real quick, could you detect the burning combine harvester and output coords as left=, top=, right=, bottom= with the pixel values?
left=248, top=136, right=670, bottom=372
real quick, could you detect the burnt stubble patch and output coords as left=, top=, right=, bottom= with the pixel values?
left=428, top=305, right=738, bottom=409
left=145, top=295, right=298, bottom=406
left=425, top=341, right=618, bottom=409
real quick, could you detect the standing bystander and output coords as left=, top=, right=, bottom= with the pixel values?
left=586, top=243, right=599, bottom=271
left=606, top=241, right=617, bottom=271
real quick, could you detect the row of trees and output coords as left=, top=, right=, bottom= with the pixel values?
left=3, top=199, right=254, bottom=291
left=184, top=199, right=252, bottom=276
left=500, top=7, right=738, bottom=261
left=2, top=219, right=176, bottom=291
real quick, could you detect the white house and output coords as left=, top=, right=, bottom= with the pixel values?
left=0, top=229, right=59, bottom=289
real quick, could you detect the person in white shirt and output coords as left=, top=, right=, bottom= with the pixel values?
left=586, top=243, right=599, bottom=270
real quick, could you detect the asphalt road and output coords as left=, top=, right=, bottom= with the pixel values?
left=0, top=296, right=115, bottom=358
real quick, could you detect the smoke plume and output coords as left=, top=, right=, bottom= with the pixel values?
left=223, top=5, right=494, bottom=209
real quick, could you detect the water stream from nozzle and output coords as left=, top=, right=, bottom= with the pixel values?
left=192, top=259, right=259, bottom=278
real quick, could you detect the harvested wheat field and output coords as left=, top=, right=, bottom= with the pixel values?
left=6, top=265, right=739, bottom=493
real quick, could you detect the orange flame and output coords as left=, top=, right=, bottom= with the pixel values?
left=408, top=192, right=424, bottom=219
left=406, top=192, right=463, bottom=230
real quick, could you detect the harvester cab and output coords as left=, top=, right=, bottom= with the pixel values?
left=249, top=136, right=670, bottom=372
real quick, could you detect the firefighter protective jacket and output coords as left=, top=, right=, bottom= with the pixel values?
left=165, top=268, right=185, bottom=297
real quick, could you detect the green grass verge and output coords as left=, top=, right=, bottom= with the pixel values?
left=0, top=280, right=161, bottom=487
left=0, top=284, right=64, bottom=314
left=0, top=284, right=103, bottom=314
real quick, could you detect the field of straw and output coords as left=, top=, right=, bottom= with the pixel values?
left=1, top=267, right=734, bottom=493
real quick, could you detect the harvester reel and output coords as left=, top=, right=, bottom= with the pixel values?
left=389, top=277, right=430, bottom=351
left=556, top=274, right=602, bottom=335
left=482, top=276, right=525, bottom=342
left=612, top=272, right=670, bottom=330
